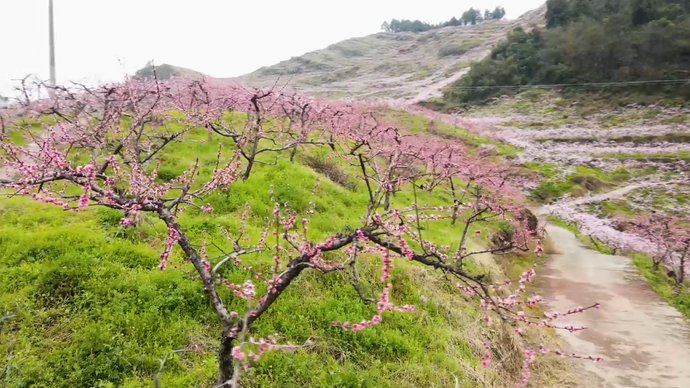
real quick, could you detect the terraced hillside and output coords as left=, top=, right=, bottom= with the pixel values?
left=236, top=7, right=545, bottom=101
left=433, top=90, right=690, bottom=315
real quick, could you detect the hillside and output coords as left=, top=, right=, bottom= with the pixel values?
left=236, top=6, right=545, bottom=101
left=444, top=0, right=690, bottom=105
left=134, top=62, right=206, bottom=80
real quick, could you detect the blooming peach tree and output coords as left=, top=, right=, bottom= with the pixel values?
left=621, top=214, right=690, bottom=286
left=0, top=77, right=599, bottom=386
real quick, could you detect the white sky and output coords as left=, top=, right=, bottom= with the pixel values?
left=0, top=0, right=544, bottom=96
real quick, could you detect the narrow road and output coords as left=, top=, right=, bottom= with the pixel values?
left=540, top=223, right=690, bottom=388
left=408, top=68, right=470, bottom=103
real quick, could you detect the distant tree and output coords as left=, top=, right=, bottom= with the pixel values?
left=568, top=0, right=595, bottom=20
left=381, top=5, right=508, bottom=32
left=410, top=19, right=431, bottom=32
left=461, top=8, right=483, bottom=25
left=483, top=6, right=506, bottom=20
left=491, top=6, right=506, bottom=20
left=381, top=21, right=391, bottom=32
left=381, top=18, right=434, bottom=32
left=447, top=16, right=461, bottom=26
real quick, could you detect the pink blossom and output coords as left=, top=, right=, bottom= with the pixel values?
left=159, top=228, right=181, bottom=270
left=516, top=349, right=536, bottom=388
left=231, top=346, right=245, bottom=361
left=481, top=343, right=492, bottom=368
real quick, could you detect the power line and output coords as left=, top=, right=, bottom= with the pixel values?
left=446, top=78, right=690, bottom=91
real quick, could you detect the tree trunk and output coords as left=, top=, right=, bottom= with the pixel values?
left=678, top=248, right=687, bottom=286
left=289, top=146, right=298, bottom=162
left=241, top=136, right=260, bottom=181
left=242, top=158, right=254, bottom=181
left=449, top=178, right=458, bottom=225
left=218, top=329, right=237, bottom=387
left=157, top=209, right=237, bottom=385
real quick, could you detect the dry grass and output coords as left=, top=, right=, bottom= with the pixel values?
left=302, top=154, right=358, bottom=191
left=408, top=256, right=583, bottom=387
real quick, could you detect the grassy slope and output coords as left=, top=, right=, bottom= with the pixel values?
left=631, top=254, right=690, bottom=318
left=0, top=114, right=571, bottom=387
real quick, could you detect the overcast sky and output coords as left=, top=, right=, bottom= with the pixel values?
left=0, top=0, right=544, bottom=95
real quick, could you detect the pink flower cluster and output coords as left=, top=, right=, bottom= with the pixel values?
left=159, top=227, right=181, bottom=270
left=517, top=349, right=536, bottom=388
left=231, top=336, right=298, bottom=369
left=228, top=280, right=256, bottom=300
left=481, top=342, right=492, bottom=368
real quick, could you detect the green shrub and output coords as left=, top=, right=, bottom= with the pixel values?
left=438, top=44, right=469, bottom=58
left=530, top=180, right=574, bottom=202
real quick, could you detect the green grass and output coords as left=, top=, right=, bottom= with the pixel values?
left=588, top=200, right=636, bottom=218
left=529, top=166, right=613, bottom=203
left=0, top=200, right=213, bottom=386
left=437, top=42, right=474, bottom=58
left=438, top=44, right=472, bottom=58
left=522, top=162, right=560, bottom=179
left=1, top=180, right=485, bottom=387
left=529, top=165, right=655, bottom=204
left=457, top=89, right=688, bottom=130
left=542, top=133, right=690, bottom=144
left=387, top=110, right=520, bottom=159
left=0, top=115, right=564, bottom=387
left=595, top=151, right=690, bottom=162
left=632, top=187, right=690, bottom=215
left=631, top=254, right=690, bottom=319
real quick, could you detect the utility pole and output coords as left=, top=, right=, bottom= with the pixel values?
left=49, top=0, right=56, bottom=90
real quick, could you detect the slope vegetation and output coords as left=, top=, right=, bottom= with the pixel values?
left=444, top=0, right=690, bottom=104
left=0, top=87, right=575, bottom=387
